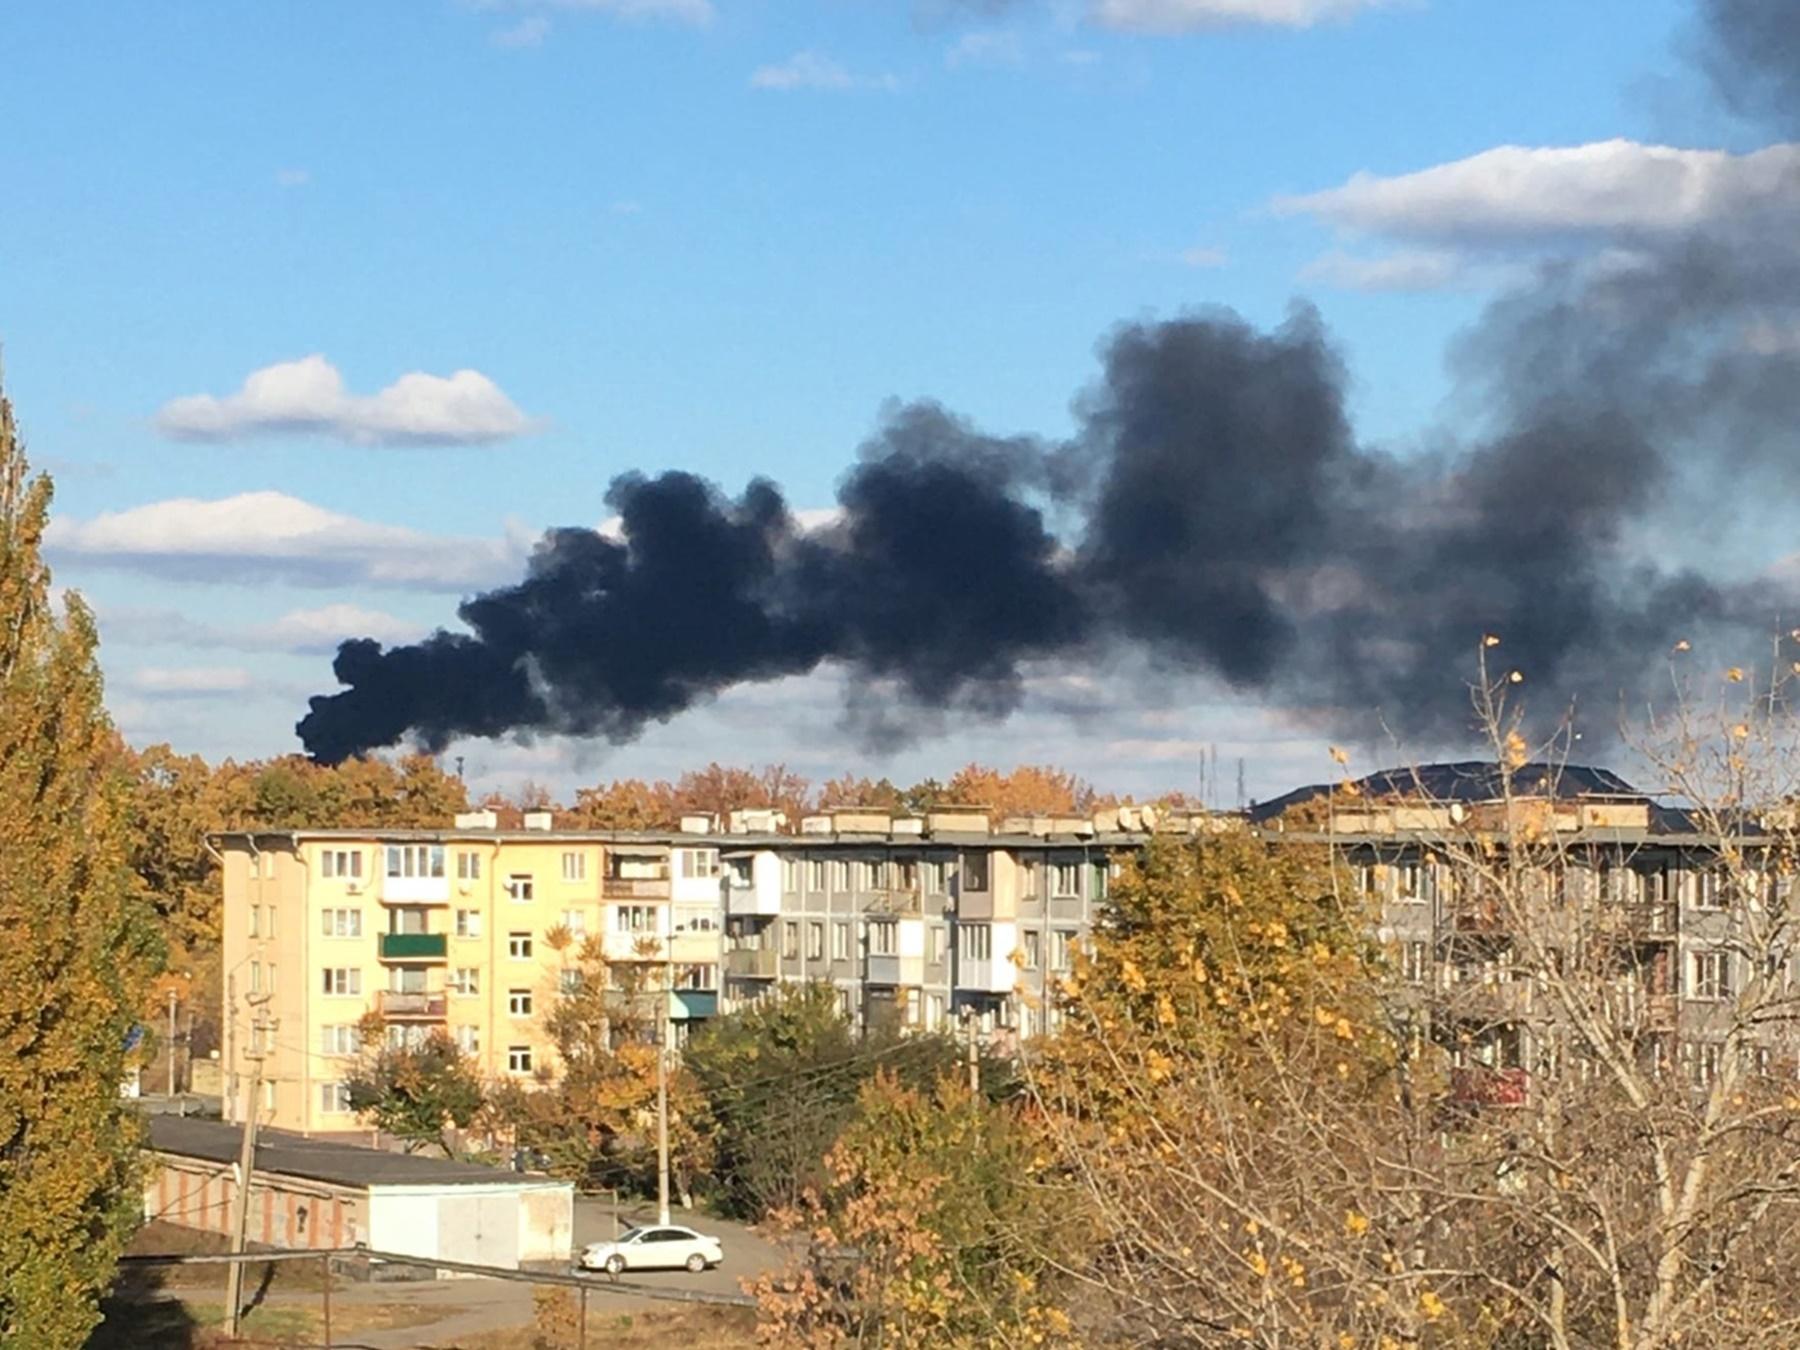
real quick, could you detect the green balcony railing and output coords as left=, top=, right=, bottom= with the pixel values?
left=379, top=933, right=447, bottom=961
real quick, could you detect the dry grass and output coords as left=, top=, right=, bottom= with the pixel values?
left=458, top=1303, right=760, bottom=1349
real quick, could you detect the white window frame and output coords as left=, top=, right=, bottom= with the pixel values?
left=508, top=931, right=534, bottom=960
left=507, top=1045, right=533, bottom=1074
left=508, top=988, right=533, bottom=1017
left=561, top=851, right=588, bottom=883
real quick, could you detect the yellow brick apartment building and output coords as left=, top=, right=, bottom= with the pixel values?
left=215, top=811, right=725, bottom=1136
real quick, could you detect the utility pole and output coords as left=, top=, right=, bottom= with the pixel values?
left=963, top=1007, right=980, bottom=1095
left=226, top=995, right=273, bottom=1338
left=656, top=948, right=672, bottom=1226
left=166, top=988, right=178, bottom=1098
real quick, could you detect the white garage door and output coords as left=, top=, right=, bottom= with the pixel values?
left=437, top=1193, right=520, bottom=1268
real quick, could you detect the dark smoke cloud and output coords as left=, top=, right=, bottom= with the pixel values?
left=295, top=0, right=1800, bottom=764
left=1696, top=0, right=1800, bottom=128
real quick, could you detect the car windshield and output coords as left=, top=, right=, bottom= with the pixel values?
left=618, top=1227, right=646, bottom=1242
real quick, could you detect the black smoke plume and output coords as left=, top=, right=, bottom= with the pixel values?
left=297, top=1, right=1800, bottom=764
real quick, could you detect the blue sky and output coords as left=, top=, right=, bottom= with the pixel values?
left=0, top=0, right=1757, bottom=801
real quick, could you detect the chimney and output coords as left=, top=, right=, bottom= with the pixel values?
left=453, top=809, right=499, bottom=830
left=522, top=811, right=554, bottom=831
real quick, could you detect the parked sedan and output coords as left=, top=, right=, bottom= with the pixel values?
left=580, top=1225, right=724, bottom=1275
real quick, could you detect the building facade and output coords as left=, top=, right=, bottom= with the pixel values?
left=216, top=769, right=1788, bottom=1136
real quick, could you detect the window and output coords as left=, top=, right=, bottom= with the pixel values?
left=676, top=964, right=718, bottom=990
left=615, top=905, right=656, bottom=933
left=924, top=861, right=947, bottom=895
left=1019, top=860, right=1039, bottom=897
left=385, top=844, right=445, bottom=879
left=781, top=859, right=800, bottom=893
left=829, top=860, right=848, bottom=891
left=559, top=908, right=587, bottom=936
left=322, top=967, right=361, bottom=996
left=1402, top=941, right=1429, bottom=985
left=1692, top=949, right=1732, bottom=1000
left=850, top=860, right=872, bottom=891
left=321, top=907, right=363, bottom=938
left=783, top=921, right=799, bottom=959
left=1685, top=1040, right=1725, bottom=1087
left=561, top=851, right=588, bottom=882
left=1695, top=867, right=1726, bottom=910
left=807, top=860, right=826, bottom=893
left=833, top=922, right=851, bottom=961
left=507, top=874, right=535, bottom=903
left=1091, top=860, right=1109, bottom=901
left=320, top=1025, right=359, bottom=1056
left=869, top=919, right=898, bottom=957
left=1396, top=863, right=1426, bottom=903
left=925, top=992, right=946, bottom=1029
left=321, top=849, right=363, bottom=880
left=386, top=1023, right=431, bottom=1051
left=457, top=851, right=483, bottom=881
left=507, top=1045, right=534, bottom=1074
left=1022, top=929, right=1041, bottom=969
left=451, top=968, right=480, bottom=996
left=454, top=909, right=482, bottom=939
left=267, top=906, right=277, bottom=939
left=1050, top=862, right=1079, bottom=897
left=837, top=987, right=853, bottom=1018
left=674, top=909, right=716, bottom=932
left=960, top=924, right=992, bottom=962
left=808, top=922, right=825, bottom=961
left=1052, top=929, right=1074, bottom=971
left=455, top=1025, right=480, bottom=1054
left=961, top=852, right=989, bottom=892
left=508, top=932, right=534, bottom=960
left=930, top=925, right=947, bottom=963
left=319, top=1082, right=352, bottom=1114
left=508, top=989, right=533, bottom=1017
left=894, top=859, right=918, bottom=891
left=679, top=849, right=718, bottom=880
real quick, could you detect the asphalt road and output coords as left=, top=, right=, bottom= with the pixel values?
left=570, top=1195, right=788, bottom=1301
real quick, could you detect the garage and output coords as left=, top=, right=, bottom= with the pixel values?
left=145, top=1116, right=573, bottom=1270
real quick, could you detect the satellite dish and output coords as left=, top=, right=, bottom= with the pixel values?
left=1449, top=803, right=1467, bottom=824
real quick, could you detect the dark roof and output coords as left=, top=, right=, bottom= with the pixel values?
left=146, top=1115, right=556, bottom=1190
left=1250, top=762, right=1643, bottom=824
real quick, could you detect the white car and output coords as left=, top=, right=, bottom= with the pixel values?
left=580, top=1225, right=724, bottom=1275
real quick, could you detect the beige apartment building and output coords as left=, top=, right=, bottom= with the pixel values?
left=215, top=811, right=725, bottom=1136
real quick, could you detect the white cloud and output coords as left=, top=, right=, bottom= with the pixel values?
left=1178, top=245, right=1229, bottom=268
left=155, top=354, right=537, bottom=446
left=1092, top=0, right=1398, bottom=32
left=274, top=168, right=310, bottom=188
left=46, top=491, right=530, bottom=592
left=492, top=16, right=551, bottom=46
left=946, top=30, right=1026, bottom=68
left=97, top=602, right=428, bottom=654
left=128, top=665, right=256, bottom=697
left=1276, top=140, right=1800, bottom=244
left=749, top=51, right=897, bottom=93
left=1299, top=247, right=1485, bottom=292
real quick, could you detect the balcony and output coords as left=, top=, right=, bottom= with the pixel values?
left=1449, top=1066, right=1528, bottom=1109
left=725, top=879, right=781, bottom=918
left=725, top=947, right=779, bottom=979
left=867, top=953, right=924, bottom=987
left=378, top=933, right=447, bottom=962
left=671, top=990, right=718, bottom=1021
left=956, top=958, right=1017, bottom=995
left=863, top=888, right=922, bottom=917
left=377, top=990, right=448, bottom=1021
left=600, top=930, right=667, bottom=963
left=601, top=987, right=719, bottom=1021
left=669, top=929, right=721, bottom=965
left=603, top=876, right=670, bottom=900
left=380, top=876, right=450, bottom=905
left=1598, top=903, right=1678, bottom=944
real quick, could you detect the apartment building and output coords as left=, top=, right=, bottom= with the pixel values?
left=218, top=763, right=1791, bottom=1136
left=216, top=811, right=725, bottom=1136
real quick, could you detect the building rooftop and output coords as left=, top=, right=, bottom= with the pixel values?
left=146, top=1115, right=556, bottom=1191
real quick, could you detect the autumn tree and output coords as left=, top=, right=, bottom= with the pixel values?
left=490, top=927, right=712, bottom=1203
left=568, top=777, right=678, bottom=830
left=753, top=1071, right=1082, bottom=1349
left=942, top=763, right=1100, bottom=818
left=343, top=1026, right=486, bottom=1156
left=0, top=385, right=161, bottom=1349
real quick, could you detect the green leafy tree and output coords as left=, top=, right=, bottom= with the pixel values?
left=343, top=1027, right=486, bottom=1156
left=685, top=983, right=963, bottom=1219
left=0, top=385, right=161, bottom=1349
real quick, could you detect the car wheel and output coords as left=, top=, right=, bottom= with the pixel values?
left=686, top=1253, right=707, bottom=1273
left=605, top=1255, right=626, bottom=1275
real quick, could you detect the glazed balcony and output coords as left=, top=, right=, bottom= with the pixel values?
left=378, top=933, right=448, bottom=962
